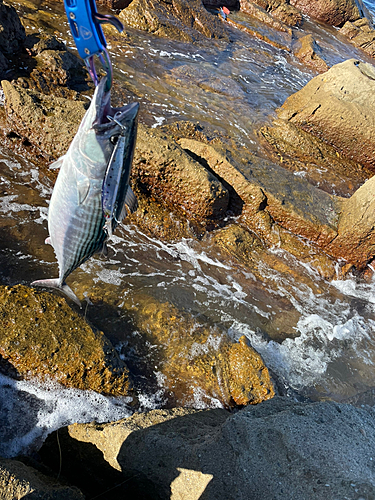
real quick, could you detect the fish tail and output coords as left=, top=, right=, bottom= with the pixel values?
left=31, top=278, right=81, bottom=307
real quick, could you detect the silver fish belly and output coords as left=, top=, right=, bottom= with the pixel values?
left=32, top=77, right=139, bottom=305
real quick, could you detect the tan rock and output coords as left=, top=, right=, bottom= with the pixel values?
left=274, top=59, right=375, bottom=172
left=1, top=80, right=87, bottom=161
left=242, top=0, right=302, bottom=27
left=133, top=124, right=229, bottom=225
left=295, top=34, right=330, bottom=73
left=0, top=458, right=84, bottom=499
left=326, top=175, right=375, bottom=269
left=240, top=0, right=293, bottom=33
left=119, top=0, right=229, bottom=42
left=290, top=0, right=362, bottom=26
left=340, top=18, right=375, bottom=58
left=0, top=285, right=131, bottom=396
left=121, top=293, right=275, bottom=407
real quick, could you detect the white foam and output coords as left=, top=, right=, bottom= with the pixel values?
left=0, top=374, right=132, bottom=458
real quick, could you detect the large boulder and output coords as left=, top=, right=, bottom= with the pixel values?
left=119, top=0, right=230, bottom=43
left=0, top=285, right=131, bottom=396
left=268, top=59, right=375, bottom=172
left=290, top=0, right=363, bottom=26
left=0, top=0, right=25, bottom=55
left=340, top=17, right=375, bottom=58
left=39, top=398, right=375, bottom=499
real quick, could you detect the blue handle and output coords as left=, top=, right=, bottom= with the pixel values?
left=63, top=0, right=106, bottom=60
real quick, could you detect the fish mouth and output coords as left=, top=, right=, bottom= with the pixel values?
left=93, top=76, right=139, bottom=131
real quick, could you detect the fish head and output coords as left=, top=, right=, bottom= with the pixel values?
left=76, top=77, right=139, bottom=180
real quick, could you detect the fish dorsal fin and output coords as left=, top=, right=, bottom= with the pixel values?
left=76, top=171, right=91, bottom=205
left=49, top=156, right=65, bottom=170
left=118, top=187, right=138, bottom=222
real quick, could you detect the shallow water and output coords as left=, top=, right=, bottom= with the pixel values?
left=1, top=0, right=375, bottom=457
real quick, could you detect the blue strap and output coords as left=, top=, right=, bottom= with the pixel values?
left=63, top=0, right=123, bottom=91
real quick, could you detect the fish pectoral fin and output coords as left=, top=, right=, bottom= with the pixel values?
left=76, top=173, right=91, bottom=205
left=49, top=156, right=65, bottom=170
left=31, top=278, right=81, bottom=307
left=95, top=240, right=108, bottom=257
left=118, top=187, right=138, bottom=222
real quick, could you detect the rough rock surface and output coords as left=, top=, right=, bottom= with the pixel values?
left=0, top=285, right=131, bottom=396
left=240, top=0, right=294, bottom=33
left=340, top=17, right=375, bottom=58
left=119, top=0, right=230, bottom=42
left=295, top=34, right=329, bottom=73
left=1, top=79, right=87, bottom=161
left=242, top=0, right=302, bottom=27
left=0, top=458, right=84, bottom=500
left=134, top=124, right=230, bottom=225
left=270, top=59, right=375, bottom=172
left=326, top=175, right=375, bottom=269
left=290, top=0, right=363, bottom=26
left=179, top=138, right=340, bottom=250
left=120, top=293, right=274, bottom=407
left=39, top=398, right=375, bottom=500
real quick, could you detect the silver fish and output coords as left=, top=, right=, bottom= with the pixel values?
left=32, top=77, right=139, bottom=305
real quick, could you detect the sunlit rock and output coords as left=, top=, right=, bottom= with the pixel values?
left=340, top=17, right=375, bottom=58
left=121, top=293, right=275, bottom=407
left=119, top=0, right=229, bottom=42
left=39, top=398, right=375, bottom=499
left=0, top=285, right=131, bottom=396
left=241, top=0, right=302, bottom=28
left=295, top=34, right=329, bottom=73
left=133, top=124, right=230, bottom=226
left=290, top=0, right=363, bottom=26
left=0, top=458, right=84, bottom=500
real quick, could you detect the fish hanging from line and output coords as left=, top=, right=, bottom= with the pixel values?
left=32, top=76, right=139, bottom=306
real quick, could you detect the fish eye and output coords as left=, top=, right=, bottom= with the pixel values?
left=110, top=135, right=119, bottom=145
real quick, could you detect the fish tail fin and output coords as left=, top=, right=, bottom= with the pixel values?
left=31, top=278, right=81, bottom=307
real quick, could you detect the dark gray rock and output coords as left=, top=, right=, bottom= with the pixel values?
left=0, top=0, right=25, bottom=54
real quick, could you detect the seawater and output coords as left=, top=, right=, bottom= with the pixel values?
left=1, top=0, right=375, bottom=457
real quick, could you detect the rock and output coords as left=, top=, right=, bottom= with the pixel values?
left=179, top=138, right=340, bottom=249
left=0, top=0, right=25, bottom=55
left=340, top=17, right=375, bottom=58
left=240, top=0, right=294, bottom=33
left=295, top=34, right=329, bottom=73
left=39, top=398, right=375, bottom=499
left=259, top=119, right=372, bottom=198
left=0, top=458, right=84, bottom=499
left=289, top=0, right=363, bottom=26
left=119, top=0, right=230, bottom=42
left=133, top=124, right=230, bottom=225
left=241, top=0, right=302, bottom=28
left=119, top=292, right=274, bottom=407
left=1, top=80, right=87, bottom=161
left=326, top=175, right=375, bottom=269
left=271, top=59, right=375, bottom=173
left=0, top=285, right=131, bottom=396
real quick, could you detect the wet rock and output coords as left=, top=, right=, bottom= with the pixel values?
left=240, top=0, right=294, bottom=33
left=1, top=79, right=87, bottom=161
left=133, top=124, right=230, bottom=225
left=259, top=119, right=372, bottom=198
left=241, top=0, right=302, bottom=28
left=179, top=138, right=340, bottom=251
left=289, top=0, right=363, bottom=26
left=0, top=458, right=84, bottom=499
left=119, top=0, right=230, bottom=42
left=40, top=398, right=375, bottom=500
left=295, top=34, right=329, bottom=73
left=268, top=59, right=375, bottom=173
left=0, top=0, right=26, bottom=55
left=0, top=285, right=131, bottom=396
left=340, top=17, right=375, bottom=58
left=120, top=293, right=274, bottom=407
left=326, top=175, right=375, bottom=269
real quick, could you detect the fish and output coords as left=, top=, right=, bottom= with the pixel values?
left=32, top=77, right=139, bottom=306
